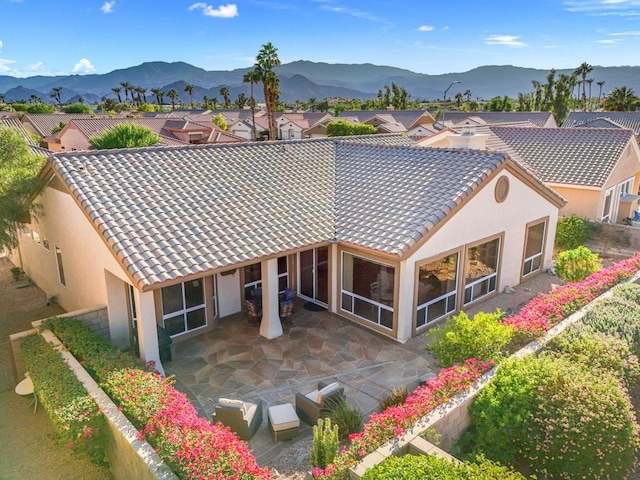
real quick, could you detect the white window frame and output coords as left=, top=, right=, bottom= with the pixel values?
left=55, top=246, right=66, bottom=286
left=463, top=237, right=501, bottom=306
left=522, top=220, right=547, bottom=278
left=602, top=187, right=614, bottom=223
left=161, top=280, right=207, bottom=338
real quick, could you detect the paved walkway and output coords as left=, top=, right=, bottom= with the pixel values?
left=166, top=271, right=563, bottom=467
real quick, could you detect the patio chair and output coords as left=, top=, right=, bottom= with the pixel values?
left=295, top=380, right=345, bottom=425
left=245, top=299, right=262, bottom=326
left=279, top=288, right=296, bottom=318
left=212, top=398, right=264, bottom=441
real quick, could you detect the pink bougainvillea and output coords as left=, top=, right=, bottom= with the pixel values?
left=102, top=368, right=270, bottom=480
left=312, top=358, right=495, bottom=479
left=504, top=253, right=640, bottom=335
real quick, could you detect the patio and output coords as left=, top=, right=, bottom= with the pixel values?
left=165, top=302, right=436, bottom=466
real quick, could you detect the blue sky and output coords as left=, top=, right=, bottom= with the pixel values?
left=2, top=0, right=640, bottom=77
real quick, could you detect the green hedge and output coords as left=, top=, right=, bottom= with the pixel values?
left=360, top=454, right=527, bottom=480
left=20, top=335, right=107, bottom=465
left=578, top=296, right=640, bottom=355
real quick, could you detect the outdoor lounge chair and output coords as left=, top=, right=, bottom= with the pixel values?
left=295, top=380, right=345, bottom=425
left=212, top=398, right=264, bottom=441
left=245, top=299, right=262, bottom=326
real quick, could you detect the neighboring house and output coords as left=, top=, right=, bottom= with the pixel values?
left=21, top=113, right=122, bottom=140
left=276, top=112, right=332, bottom=140
left=1, top=117, right=52, bottom=157
left=421, top=126, right=640, bottom=223
left=337, top=110, right=436, bottom=136
left=562, top=112, right=640, bottom=136
left=43, top=117, right=245, bottom=151
left=15, top=134, right=564, bottom=371
left=434, top=111, right=558, bottom=129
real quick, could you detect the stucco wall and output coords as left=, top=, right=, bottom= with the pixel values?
left=408, top=169, right=558, bottom=289
left=18, top=186, right=130, bottom=320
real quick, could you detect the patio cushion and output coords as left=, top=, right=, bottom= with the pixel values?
left=244, top=401, right=259, bottom=422
left=268, top=403, right=300, bottom=431
left=317, top=382, right=340, bottom=404
left=306, top=389, right=320, bottom=403
left=218, top=398, right=247, bottom=417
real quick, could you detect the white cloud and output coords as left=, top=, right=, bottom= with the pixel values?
left=72, top=58, right=97, bottom=74
left=483, top=34, right=527, bottom=47
left=418, top=25, right=434, bottom=32
left=563, top=0, right=640, bottom=15
left=597, top=38, right=622, bottom=43
left=101, top=1, right=115, bottom=13
left=188, top=3, right=238, bottom=18
left=442, top=26, right=450, bottom=31
left=610, top=30, right=640, bottom=35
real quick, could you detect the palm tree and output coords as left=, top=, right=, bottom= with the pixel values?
left=236, top=93, right=247, bottom=108
left=602, top=86, right=639, bottom=111
left=255, top=42, right=281, bottom=140
left=307, top=97, right=317, bottom=112
left=596, top=80, right=605, bottom=106
left=573, top=62, right=593, bottom=111
left=150, top=88, right=164, bottom=105
left=464, top=89, right=472, bottom=101
left=0, top=94, right=5, bottom=103
left=111, top=87, right=122, bottom=103
left=29, top=94, right=39, bottom=104
left=454, top=92, right=463, bottom=108
left=586, top=78, right=594, bottom=109
left=167, top=89, right=179, bottom=110
left=243, top=67, right=262, bottom=140
left=120, top=81, right=132, bottom=102
left=184, top=84, right=195, bottom=108
left=50, top=87, right=63, bottom=110
left=219, top=86, right=230, bottom=108
left=139, top=87, right=147, bottom=104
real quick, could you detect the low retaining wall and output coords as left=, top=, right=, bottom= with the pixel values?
left=349, top=270, right=640, bottom=479
left=56, top=305, right=110, bottom=342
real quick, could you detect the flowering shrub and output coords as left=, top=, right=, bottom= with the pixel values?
left=467, top=356, right=639, bottom=479
left=45, top=317, right=269, bottom=480
left=20, top=334, right=107, bottom=465
left=102, top=368, right=270, bottom=480
left=555, top=245, right=602, bottom=282
left=554, top=214, right=590, bottom=249
left=312, top=359, right=494, bottom=479
left=504, top=253, right=640, bottom=336
left=427, top=310, right=513, bottom=366
left=360, top=453, right=526, bottom=480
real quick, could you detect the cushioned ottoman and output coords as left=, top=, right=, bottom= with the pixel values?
left=268, top=403, right=300, bottom=441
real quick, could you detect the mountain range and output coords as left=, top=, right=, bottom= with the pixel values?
left=1, top=61, right=639, bottom=105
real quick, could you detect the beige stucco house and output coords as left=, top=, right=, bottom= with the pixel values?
left=420, top=126, right=640, bottom=223
left=14, top=134, right=564, bottom=372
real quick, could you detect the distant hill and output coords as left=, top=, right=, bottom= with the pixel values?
left=1, top=61, right=639, bottom=104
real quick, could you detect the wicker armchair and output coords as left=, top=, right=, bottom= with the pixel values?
left=245, top=299, right=262, bottom=326
left=295, top=380, right=345, bottom=425
left=212, top=398, right=264, bottom=441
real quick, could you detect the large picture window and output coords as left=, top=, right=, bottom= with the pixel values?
left=341, top=252, right=395, bottom=330
left=416, top=253, right=459, bottom=329
left=464, top=238, right=500, bottom=305
left=523, top=221, right=546, bottom=277
left=161, top=279, right=206, bottom=337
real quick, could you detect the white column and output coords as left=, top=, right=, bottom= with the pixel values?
left=260, top=258, right=283, bottom=339
left=395, top=260, right=414, bottom=343
left=104, top=270, right=130, bottom=350
left=328, top=244, right=339, bottom=313
left=133, top=289, right=165, bottom=376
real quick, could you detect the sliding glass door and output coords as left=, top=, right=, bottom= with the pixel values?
left=299, top=247, right=329, bottom=305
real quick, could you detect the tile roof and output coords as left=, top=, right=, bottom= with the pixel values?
left=562, top=112, right=640, bottom=135
left=22, top=114, right=121, bottom=137
left=489, top=127, right=635, bottom=187
left=337, top=110, right=434, bottom=129
left=2, top=117, right=37, bottom=145
left=49, top=134, right=536, bottom=289
left=438, top=112, right=557, bottom=128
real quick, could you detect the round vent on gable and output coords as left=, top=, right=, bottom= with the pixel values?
left=495, top=175, right=510, bottom=203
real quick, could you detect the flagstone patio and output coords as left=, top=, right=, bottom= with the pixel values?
left=165, top=303, right=437, bottom=466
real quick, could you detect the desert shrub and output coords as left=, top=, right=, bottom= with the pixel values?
left=467, top=356, right=639, bottom=479
left=611, top=282, right=640, bottom=304
left=378, top=385, right=409, bottom=411
left=88, top=123, right=160, bottom=149
left=20, top=335, right=107, bottom=465
left=545, top=329, right=640, bottom=387
left=554, top=245, right=602, bottom=282
left=578, top=297, right=640, bottom=355
left=325, top=395, right=363, bottom=441
left=427, top=310, right=512, bottom=366
left=63, top=102, right=93, bottom=114
left=360, top=454, right=527, bottom=480
left=554, top=214, right=590, bottom=249
left=311, top=418, right=339, bottom=469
